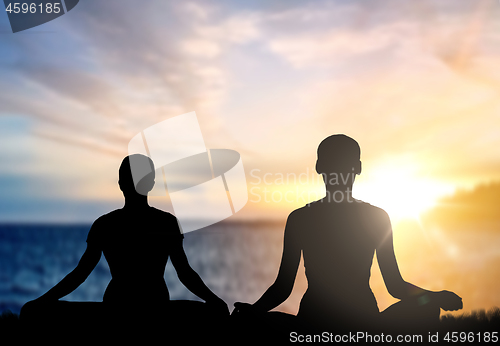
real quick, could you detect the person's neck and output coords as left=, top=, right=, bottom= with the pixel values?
left=324, top=184, right=355, bottom=203
left=123, top=194, right=150, bottom=209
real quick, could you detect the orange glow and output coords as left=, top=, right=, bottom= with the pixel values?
left=354, top=161, right=455, bottom=222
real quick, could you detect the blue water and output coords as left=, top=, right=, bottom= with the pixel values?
left=0, top=221, right=295, bottom=315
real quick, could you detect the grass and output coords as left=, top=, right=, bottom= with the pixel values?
left=1, top=307, right=499, bottom=343
left=440, top=307, right=500, bottom=332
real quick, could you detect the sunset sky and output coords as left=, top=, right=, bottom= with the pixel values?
left=1, top=0, right=500, bottom=316
left=1, top=0, right=500, bottom=223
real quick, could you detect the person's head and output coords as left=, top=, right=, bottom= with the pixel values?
left=316, top=134, right=361, bottom=186
left=118, top=154, right=155, bottom=196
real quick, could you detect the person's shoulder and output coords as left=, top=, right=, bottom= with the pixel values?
left=149, top=207, right=183, bottom=235
left=288, top=204, right=311, bottom=219
left=87, top=210, right=122, bottom=244
left=284, top=203, right=317, bottom=230
left=92, top=209, right=122, bottom=226
left=286, top=198, right=332, bottom=222
left=149, top=207, right=178, bottom=221
left=352, top=199, right=387, bottom=215
left=355, top=200, right=391, bottom=227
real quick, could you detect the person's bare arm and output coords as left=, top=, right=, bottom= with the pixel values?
left=170, top=240, right=229, bottom=315
left=376, top=209, right=462, bottom=311
left=37, top=244, right=101, bottom=301
left=234, top=211, right=302, bottom=314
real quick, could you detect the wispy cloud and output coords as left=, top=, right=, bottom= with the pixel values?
left=1, top=0, right=500, bottom=221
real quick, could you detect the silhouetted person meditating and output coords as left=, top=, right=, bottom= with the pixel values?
left=234, top=134, right=462, bottom=332
left=21, top=154, right=228, bottom=335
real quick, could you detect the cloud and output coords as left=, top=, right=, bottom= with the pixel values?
left=63, top=0, right=238, bottom=114
left=19, top=66, right=117, bottom=116
left=1, top=0, right=500, bottom=222
left=269, top=22, right=410, bottom=69
left=422, top=181, right=500, bottom=232
left=230, top=0, right=500, bottom=187
left=0, top=1, right=251, bottom=161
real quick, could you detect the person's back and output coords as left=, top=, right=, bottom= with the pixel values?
left=88, top=206, right=183, bottom=303
left=291, top=199, right=389, bottom=325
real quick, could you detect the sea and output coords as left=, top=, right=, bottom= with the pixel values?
left=2, top=220, right=499, bottom=316
left=0, top=221, right=309, bottom=315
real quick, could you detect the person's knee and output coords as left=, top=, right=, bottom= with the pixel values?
left=20, top=302, right=33, bottom=321
left=418, top=301, right=440, bottom=321
left=382, top=299, right=440, bottom=329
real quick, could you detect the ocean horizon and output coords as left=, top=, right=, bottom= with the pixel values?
left=0, top=220, right=293, bottom=315
left=2, top=219, right=499, bottom=317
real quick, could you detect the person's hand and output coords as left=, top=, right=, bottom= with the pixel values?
left=433, top=290, right=463, bottom=311
left=206, top=297, right=230, bottom=317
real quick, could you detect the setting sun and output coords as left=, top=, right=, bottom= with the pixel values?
left=354, top=162, right=455, bottom=222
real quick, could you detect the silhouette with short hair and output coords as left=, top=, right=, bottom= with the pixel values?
left=234, top=134, right=462, bottom=332
left=21, top=154, right=228, bottom=338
